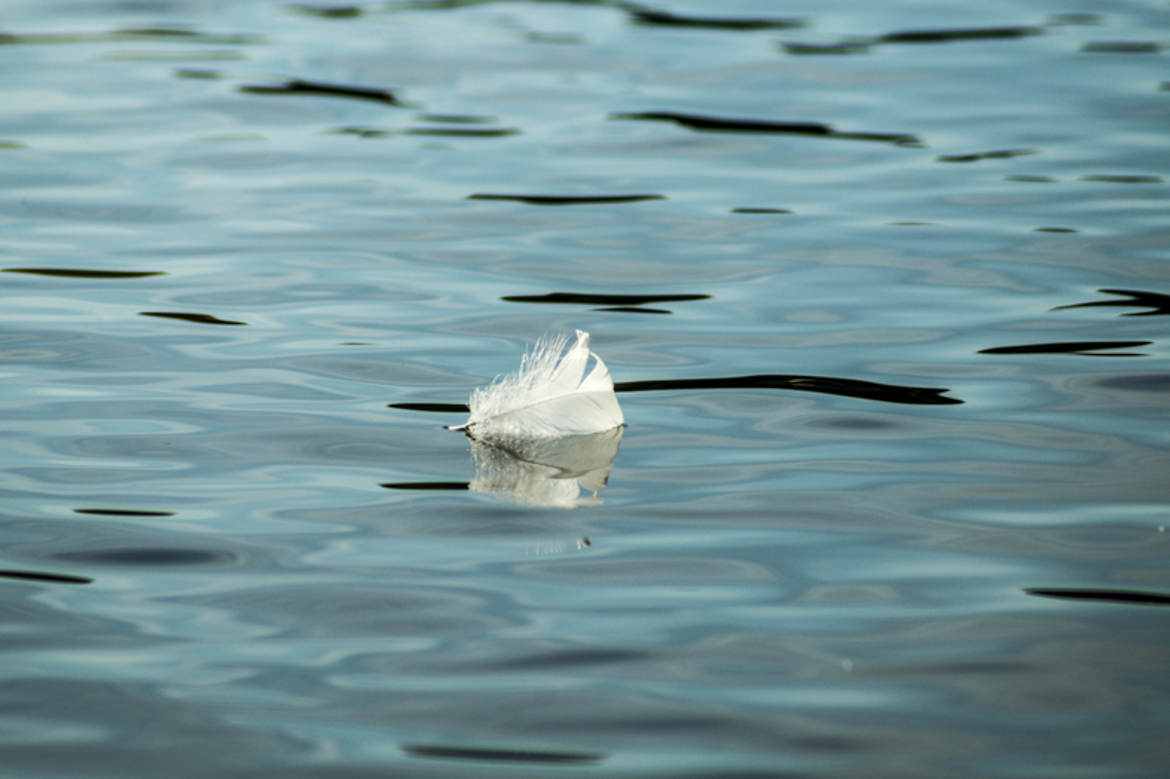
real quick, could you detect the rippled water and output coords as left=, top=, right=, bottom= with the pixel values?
left=3, top=1, right=1169, bottom=776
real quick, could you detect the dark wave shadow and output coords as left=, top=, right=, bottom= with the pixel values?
left=877, top=26, right=1045, bottom=44
left=1025, top=587, right=1170, bottom=606
left=1080, top=174, right=1164, bottom=183
left=614, top=375, right=963, bottom=405
left=0, top=28, right=261, bottom=45
left=239, top=79, right=404, bottom=106
left=403, top=743, right=604, bottom=765
left=452, top=427, right=623, bottom=508
left=330, top=126, right=391, bottom=138
left=1082, top=41, right=1163, bottom=53
left=404, top=126, right=520, bottom=137
left=937, top=149, right=1038, bottom=163
left=173, top=68, right=223, bottom=80
left=390, top=402, right=469, bottom=413
left=340, top=127, right=520, bottom=138
left=288, top=4, right=364, bottom=18
left=780, top=41, right=871, bottom=55
left=384, top=0, right=596, bottom=8
left=382, top=481, right=469, bottom=490
left=54, top=547, right=234, bottom=566
left=1046, top=13, right=1102, bottom=26
left=75, top=508, right=176, bottom=517
left=5, top=267, right=165, bottom=279
left=140, top=311, right=247, bottom=326
left=1052, top=288, right=1170, bottom=317
left=467, top=193, right=666, bottom=205
left=732, top=207, right=793, bottom=214
left=502, top=292, right=709, bottom=305
left=593, top=306, right=671, bottom=314
left=391, top=374, right=963, bottom=413
left=978, top=340, right=1151, bottom=356
left=0, top=569, right=93, bottom=585
left=625, top=4, right=803, bottom=30
left=610, top=112, right=920, bottom=146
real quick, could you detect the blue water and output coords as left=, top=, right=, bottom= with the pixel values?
left=3, top=1, right=1170, bottom=776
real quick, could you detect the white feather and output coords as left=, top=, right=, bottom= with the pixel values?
left=451, top=330, right=624, bottom=441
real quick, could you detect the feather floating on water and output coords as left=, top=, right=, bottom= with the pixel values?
left=450, top=330, right=624, bottom=442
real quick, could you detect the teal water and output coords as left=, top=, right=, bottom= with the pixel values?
left=2, top=1, right=1169, bottom=776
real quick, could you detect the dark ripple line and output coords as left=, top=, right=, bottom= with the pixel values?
left=1052, top=289, right=1170, bottom=317
left=937, top=149, right=1038, bottom=163
left=403, top=744, right=604, bottom=765
left=610, top=112, right=920, bottom=146
left=5, top=267, right=166, bottom=279
left=501, top=292, right=709, bottom=305
left=780, top=41, right=870, bottom=56
left=0, top=28, right=261, bottom=45
left=594, top=306, right=672, bottom=314
left=468, top=193, right=666, bottom=205
left=288, top=4, right=364, bottom=18
left=382, top=481, right=469, bottom=490
left=0, top=569, right=93, bottom=585
left=1080, top=174, right=1164, bottom=184
left=1026, top=587, right=1170, bottom=606
left=404, top=127, right=520, bottom=137
left=625, top=4, right=803, bottom=30
left=1082, top=41, right=1163, bottom=53
left=732, top=207, right=793, bottom=214
left=390, top=402, right=469, bottom=413
left=390, top=374, right=963, bottom=411
left=75, top=508, right=176, bottom=517
left=140, top=311, right=247, bottom=326
left=55, top=547, right=232, bottom=566
left=614, top=375, right=963, bottom=405
left=978, top=340, right=1151, bottom=355
left=240, top=79, right=404, bottom=106
left=877, top=26, right=1045, bottom=43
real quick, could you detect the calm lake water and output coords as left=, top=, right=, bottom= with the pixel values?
left=3, top=0, right=1169, bottom=776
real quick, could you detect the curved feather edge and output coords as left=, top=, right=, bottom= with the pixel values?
left=450, top=330, right=624, bottom=441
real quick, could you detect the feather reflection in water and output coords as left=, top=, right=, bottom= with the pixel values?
left=468, top=426, right=623, bottom=509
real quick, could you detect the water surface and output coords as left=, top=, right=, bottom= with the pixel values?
left=2, top=1, right=1169, bottom=776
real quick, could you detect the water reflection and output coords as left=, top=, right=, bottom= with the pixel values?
left=610, top=111, right=921, bottom=146
left=501, top=290, right=709, bottom=315
left=3, top=268, right=165, bottom=279
left=937, top=149, right=1037, bottom=163
left=239, top=79, right=405, bottom=106
left=978, top=340, right=1151, bottom=356
left=402, top=743, right=605, bottom=765
left=501, top=292, right=710, bottom=305
left=138, top=311, right=247, bottom=326
left=876, top=26, right=1045, bottom=43
left=74, top=509, right=175, bottom=517
left=0, top=28, right=261, bottom=45
left=467, top=193, right=666, bottom=205
left=626, top=5, right=802, bottom=30
left=1052, top=288, right=1170, bottom=317
left=615, top=375, right=963, bottom=405
left=1025, top=587, right=1170, bottom=606
left=465, top=426, right=623, bottom=509
left=384, top=427, right=623, bottom=508
left=0, top=569, right=92, bottom=585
